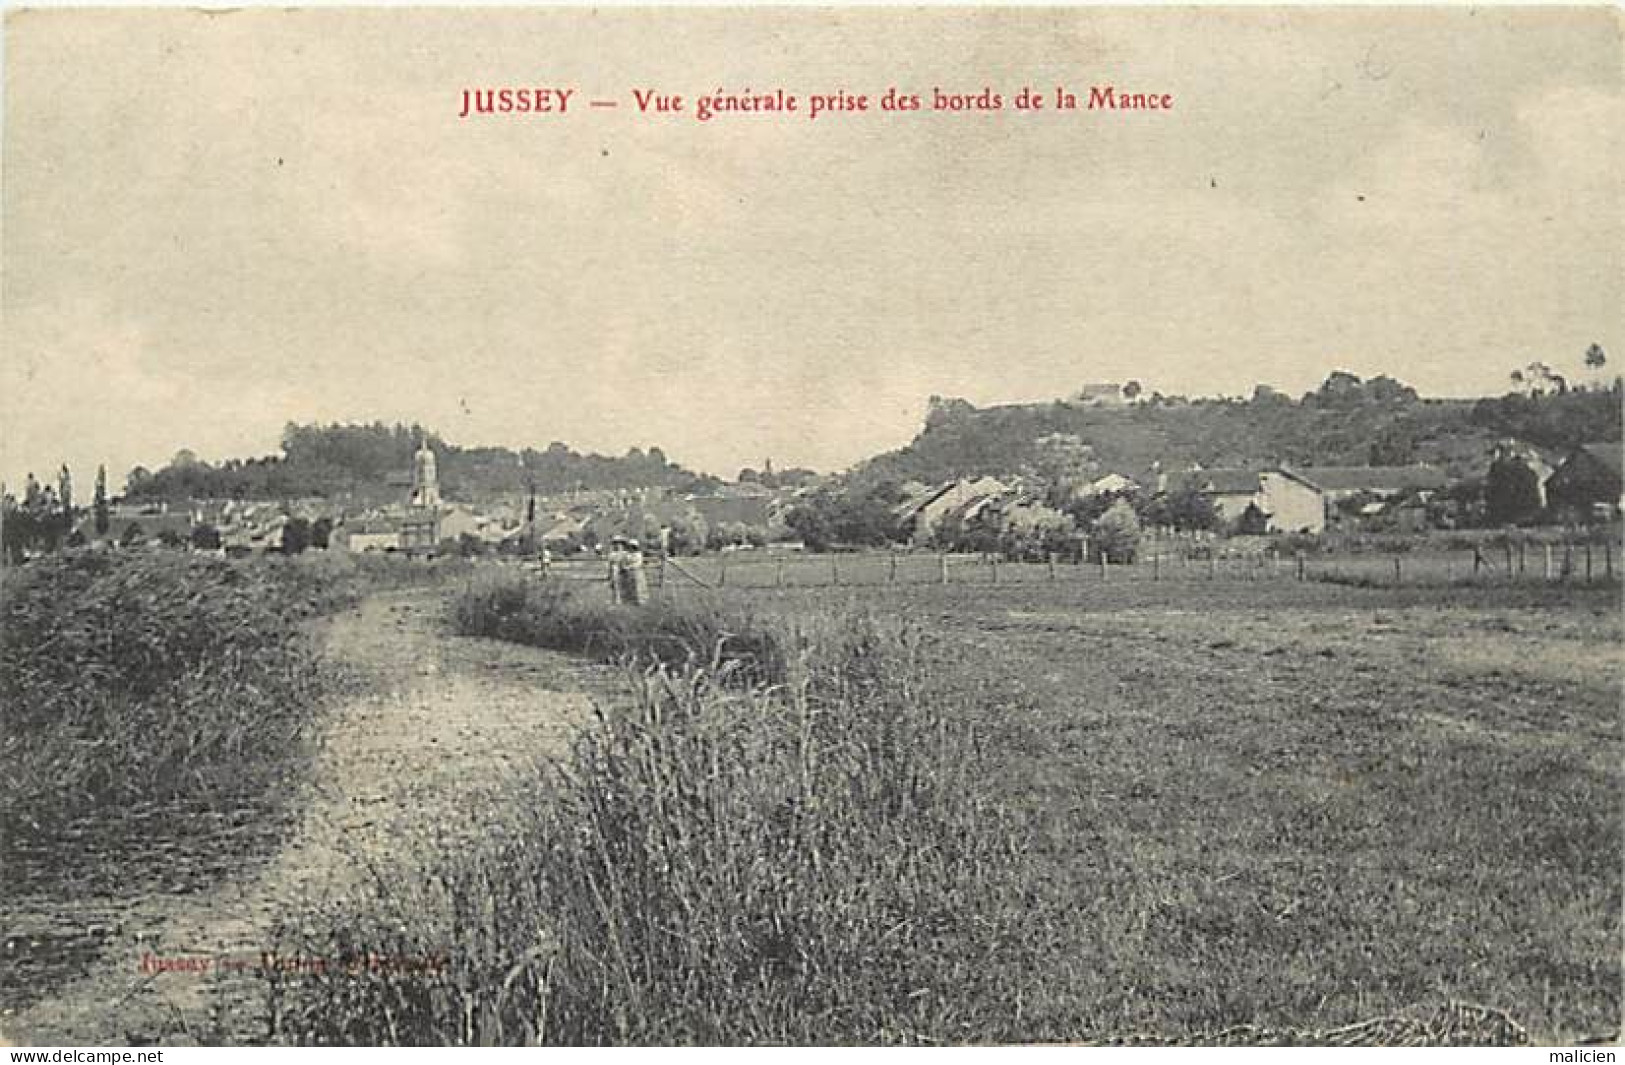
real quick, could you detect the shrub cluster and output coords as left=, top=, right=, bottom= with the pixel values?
left=450, top=570, right=786, bottom=686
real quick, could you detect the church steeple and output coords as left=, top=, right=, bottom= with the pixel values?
left=410, top=434, right=440, bottom=509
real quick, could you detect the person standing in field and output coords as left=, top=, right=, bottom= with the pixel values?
left=619, top=537, right=649, bottom=606
left=606, top=536, right=628, bottom=604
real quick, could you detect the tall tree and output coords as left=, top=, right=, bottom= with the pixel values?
left=1584, top=343, right=1609, bottom=389
left=1091, top=499, right=1142, bottom=563
left=1484, top=454, right=1542, bottom=526
left=1027, top=433, right=1099, bottom=508
left=280, top=517, right=311, bottom=555
left=1511, top=361, right=1568, bottom=397
left=94, top=464, right=109, bottom=536
left=57, top=465, right=73, bottom=544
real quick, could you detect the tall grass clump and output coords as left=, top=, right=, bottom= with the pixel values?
left=1, top=549, right=333, bottom=844
left=452, top=569, right=786, bottom=684
left=268, top=608, right=1049, bottom=1045
left=290, top=549, right=475, bottom=606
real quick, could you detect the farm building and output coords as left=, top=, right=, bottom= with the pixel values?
left=690, top=494, right=770, bottom=528
left=1070, top=382, right=1133, bottom=407
left=1545, top=443, right=1624, bottom=519
left=1297, top=465, right=1449, bottom=503
left=1258, top=470, right=1326, bottom=533
left=987, top=494, right=1072, bottom=538
left=439, top=505, right=520, bottom=547
left=539, top=515, right=589, bottom=548
left=331, top=519, right=402, bottom=553
left=1166, top=467, right=1326, bottom=534
left=894, top=476, right=1009, bottom=545
left=1079, top=472, right=1141, bottom=498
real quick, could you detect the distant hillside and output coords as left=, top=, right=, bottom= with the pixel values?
left=123, top=422, right=719, bottom=503
left=851, top=376, right=1622, bottom=490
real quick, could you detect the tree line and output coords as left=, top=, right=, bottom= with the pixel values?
left=119, top=422, right=720, bottom=504
left=862, top=365, right=1620, bottom=494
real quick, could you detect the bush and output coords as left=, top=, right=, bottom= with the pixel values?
left=1091, top=499, right=1141, bottom=563
left=451, top=571, right=785, bottom=686
left=265, top=612, right=1043, bottom=1045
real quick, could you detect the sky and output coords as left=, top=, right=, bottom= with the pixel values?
left=3, top=7, right=1621, bottom=489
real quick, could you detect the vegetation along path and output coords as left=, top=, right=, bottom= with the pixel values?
left=5, top=587, right=591, bottom=1046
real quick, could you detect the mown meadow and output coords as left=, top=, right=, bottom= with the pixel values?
left=263, top=567, right=1622, bottom=1045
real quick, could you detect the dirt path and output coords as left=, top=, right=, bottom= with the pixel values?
left=4, top=588, right=593, bottom=1046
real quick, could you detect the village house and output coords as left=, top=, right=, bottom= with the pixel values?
left=1298, top=465, right=1450, bottom=505
left=539, top=514, right=590, bottom=550
left=689, top=493, right=770, bottom=529
left=1166, top=467, right=1326, bottom=534
left=1078, top=472, right=1140, bottom=499
left=439, top=505, right=518, bottom=546
left=1070, top=382, right=1133, bottom=407
left=78, top=504, right=193, bottom=547
left=330, top=518, right=402, bottom=553
left=985, top=494, right=1073, bottom=544
left=1545, top=442, right=1624, bottom=519
left=894, top=476, right=1009, bottom=545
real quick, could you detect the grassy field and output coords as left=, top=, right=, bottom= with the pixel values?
left=266, top=565, right=1621, bottom=1044
left=795, top=580, right=1619, bottom=1043
left=547, top=543, right=1621, bottom=592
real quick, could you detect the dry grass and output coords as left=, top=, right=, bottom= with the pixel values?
left=0, top=549, right=468, bottom=857
left=1, top=551, right=332, bottom=841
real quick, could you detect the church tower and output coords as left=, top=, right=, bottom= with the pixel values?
left=410, top=436, right=440, bottom=509
left=401, top=434, right=442, bottom=553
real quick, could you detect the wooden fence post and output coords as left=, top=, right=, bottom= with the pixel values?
left=1543, top=543, right=1553, bottom=581
left=775, top=557, right=784, bottom=589
left=1100, top=554, right=1109, bottom=582
left=1048, top=552, right=1058, bottom=582
left=939, top=553, right=949, bottom=585
left=1392, top=555, right=1402, bottom=584
left=888, top=553, right=897, bottom=584
left=1295, top=551, right=1306, bottom=582
left=1607, top=540, right=1615, bottom=580
left=990, top=556, right=1000, bottom=584
left=1585, top=541, right=1594, bottom=583
left=719, top=555, right=728, bottom=588
left=1152, top=554, right=1160, bottom=582
left=1518, top=540, right=1527, bottom=576
left=1503, top=540, right=1514, bottom=578
left=830, top=555, right=840, bottom=586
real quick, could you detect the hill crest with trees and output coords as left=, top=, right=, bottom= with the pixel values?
left=120, top=423, right=722, bottom=504
left=849, top=369, right=1622, bottom=494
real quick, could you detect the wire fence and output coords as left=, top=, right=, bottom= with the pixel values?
left=531, top=539, right=1621, bottom=595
